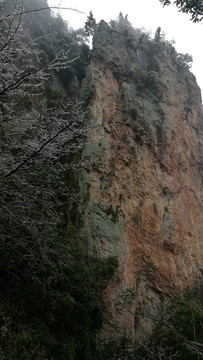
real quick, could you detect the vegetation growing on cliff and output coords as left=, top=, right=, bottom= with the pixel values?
left=110, top=13, right=193, bottom=72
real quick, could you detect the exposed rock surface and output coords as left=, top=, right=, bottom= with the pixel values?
left=80, top=21, right=203, bottom=338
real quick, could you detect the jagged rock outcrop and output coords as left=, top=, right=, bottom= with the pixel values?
left=80, top=20, right=203, bottom=338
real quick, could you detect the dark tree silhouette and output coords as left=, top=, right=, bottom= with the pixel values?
left=85, top=10, right=97, bottom=36
left=160, top=0, right=203, bottom=22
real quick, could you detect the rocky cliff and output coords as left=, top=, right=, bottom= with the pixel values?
left=80, top=20, right=203, bottom=338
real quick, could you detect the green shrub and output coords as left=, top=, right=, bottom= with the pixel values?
left=137, top=283, right=203, bottom=359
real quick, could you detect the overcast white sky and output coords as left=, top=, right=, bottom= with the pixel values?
left=48, top=0, right=203, bottom=96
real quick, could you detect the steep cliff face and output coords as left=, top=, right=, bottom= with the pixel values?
left=81, top=21, right=203, bottom=337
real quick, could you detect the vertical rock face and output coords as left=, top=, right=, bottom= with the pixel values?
left=81, top=21, right=203, bottom=337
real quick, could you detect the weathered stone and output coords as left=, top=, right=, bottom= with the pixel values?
left=81, top=21, right=203, bottom=339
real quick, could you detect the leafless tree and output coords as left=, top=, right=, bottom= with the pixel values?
left=0, top=0, right=89, bottom=281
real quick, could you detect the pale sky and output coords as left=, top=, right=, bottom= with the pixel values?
left=48, top=0, right=203, bottom=97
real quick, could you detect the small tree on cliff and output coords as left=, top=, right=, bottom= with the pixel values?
left=85, top=10, right=97, bottom=36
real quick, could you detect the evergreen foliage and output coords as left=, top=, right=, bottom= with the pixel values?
left=151, top=284, right=203, bottom=359
left=96, top=283, right=203, bottom=359
left=85, top=11, right=97, bottom=36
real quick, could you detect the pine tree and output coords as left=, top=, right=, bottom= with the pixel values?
left=85, top=11, right=97, bottom=36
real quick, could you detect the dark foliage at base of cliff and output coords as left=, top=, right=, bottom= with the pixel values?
left=149, top=283, right=203, bottom=359
left=102, top=283, right=203, bottom=360
left=0, top=251, right=118, bottom=359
